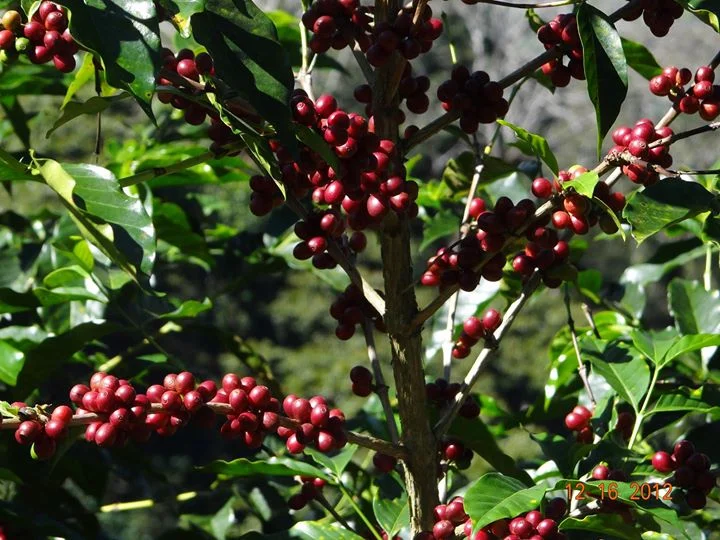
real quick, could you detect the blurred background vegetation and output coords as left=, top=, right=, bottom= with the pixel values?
left=0, top=0, right=718, bottom=538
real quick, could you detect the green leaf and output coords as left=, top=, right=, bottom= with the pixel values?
left=39, top=161, right=156, bottom=281
left=0, top=148, right=35, bottom=182
left=497, top=120, right=559, bottom=175
left=47, top=94, right=131, bottom=137
left=0, top=467, right=23, bottom=484
left=661, top=333, right=720, bottom=366
left=0, top=63, right=68, bottom=96
left=525, top=8, right=545, bottom=32
left=157, top=298, right=212, bottom=320
left=304, top=444, right=356, bottom=478
left=464, top=473, right=546, bottom=530
left=191, top=0, right=295, bottom=149
left=291, top=522, right=364, bottom=540
left=448, top=417, right=534, bottom=485
left=210, top=496, right=235, bottom=540
left=0, top=96, right=30, bottom=149
left=561, top=171, right=599, bottom=198
left=372, top=477, right=409, bottom=537
left=56, top=0, right=161, bottom=117
left=647, top=386, right=720, bottom=416
left=199, top=457, right=332, bottom=481
left=441, top=150, right=476, bottom=191
left=621, top=38, right=662, bottom=80
left=154, top=202, right=212, bottom=265
left=629, top=328, right=678, bottom=367
left=668, top=278, right=720, bottom=336
left=0, top=288, right=41, bottom=314
left=559, top=514, right=644, bottom=539
left=624, top=179, right=718, bottom=243
left=62, top=52, right=96, bottom=108
left=577, top=4, right=628, bottom=157
left=0, top=340, right=25, bottom=386
left=420, top=210, right=458, bottom=251
left=677, top=0, right=720, bottom=32
left=529, top=432, right=589, bottom=478
left=295, top=124, right=343, bottom=174
left=156, top=0, right=206, bottom=37
left=585, top=341, right=650, bottom=412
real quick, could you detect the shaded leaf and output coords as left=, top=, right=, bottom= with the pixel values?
left=464, top=473, right=545, bottom=530
left=199, top=457, right=331, bottom=481
left=420, top=210, right=458, bottom=251
left=0, top=341, right=25, bottom=386
left=577, top=4, right=628, bottom=157
left=305, top=444, right=356, bottom=478
left=668, top=278, right=720, bottom=335
left=677, top=0, right=720, bottom=32
left=559, top=514, right=644, bottom=539
left=497, top=120, right=559, bottom=175
left=585, top=341, right=650, bottom=412
left=623, top=179, right=717, bottom=243
left=561, top=171, right=599, bottom=198
left=647, top=386, right=720, bottom=416
left=191, top=0, right=295, bottom=149
left=621, top=38, right=662, bottom=80
left=57, top=0, right=161, bottom=117
left=48, top=94, right=131, bottom=137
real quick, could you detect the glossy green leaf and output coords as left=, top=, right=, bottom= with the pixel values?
left=661, top=333, right=720, bottom=365
left=668, top=278, right=720, bottom=336
left=0, top=288, right=41, bottom=314
left=623, top=179, right=717, bottom=243
left=199, top=457, right=332, bottom=481
left=0, top=63, right=67, bottom=96
left=585, top=341, right=650, bottom=412
left=62, top=53, right=96, bottom=108
left=525, top=8, right=545, bottom=32
left=0, top=148, right=35, bottom=182
left=39, top=161, right=156, bottom=281
left=497, top=120, right=559, bottom=175
left=156, top=0, right=206, bottom=37
left=647, top=386, right=720, bottom=416
left=291, top=522, right=364, bottom=540
left=210, top=496, right=235, bottom=540
left=304, top=444, right=356, bottom=478
left=47, top=94, right=131, bottom=137
left=56, top=0, right=161, bottom=117
left=577, top=4, right=628, bottom=157
left=677, top=0, right=720, bottom=32
left=157, top=298, right=212, bottom=320
left=449, top=417, right=534, bottom=485
left=465, top=473, right=545, bottom=530
left=621, top=38, right=662, bottom=80
left=372, top=477, right=409, bottom=537
left=559, top=514, right=645, bottom=539
left=0, top=340, right=25, bottom=386
left=191, top=0, right=295, bottom=149
left=561, top=171, right=599, bottom=198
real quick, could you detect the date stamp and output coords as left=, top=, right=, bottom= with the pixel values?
left=565, top=482, right=673, bottom=501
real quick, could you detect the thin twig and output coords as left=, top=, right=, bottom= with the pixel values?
left=363, top=319, right=400, bottom=444
left=283, top=196, right=386, bottom=317
left=564, top=284, right=596, bottom=406
left=433, top=271, right=543, bottom=437
left=352, top=45, right=375, bottom=86
left=314, top=492, right=355, bottom=531
left=94, top=60, right=102, bottom=164
left=581, top=303, right=601, bottom=339
left=297, top=17, right=315, bottom=101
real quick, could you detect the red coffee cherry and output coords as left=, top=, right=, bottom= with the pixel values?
left=652, top=451, right=675, bottom=473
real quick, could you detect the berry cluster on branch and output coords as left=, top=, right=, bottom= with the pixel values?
left=537, top=14, right=584, bottom=87
left=650, top=65, right=719, bottom=121
left=621, top=0, right=684, bottom=37
left=564, top=404, right=594, bottom=443
left=425, top=378, right=481, bottom=419
left=0, top=3, right=78, bottom=72
left=652, top=440, right=716, bottom=509
left=609, top=119, right=673, bottom=185
left=2, top=371, right=359, bottom=461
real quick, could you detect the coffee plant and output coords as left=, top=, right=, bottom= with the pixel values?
left=0, top=0, right=719, bottom=537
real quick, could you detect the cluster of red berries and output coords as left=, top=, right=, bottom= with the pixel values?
left=419, top=197, right=516, bottom=291
left=622, top=0, right=683, bottom=37
left=591, top=462, right=628, bottom=482
left=212, top=374, right=281, bottom=448
left=278, top=394, right=348, bottom=454
left=564, top=404, right=594, bottom=444
left=429, top=497, right=567, bottom=539
left=288, top=476, right=327, bottom=510
left=6, top=371, right=350, bottom=460
left=537, top=14, right=583, bottom=87
left=349, top=365, right=374, bottom=397
left=287, top=90, right=420, bottom=226
left=354, top=65, right=432, bottom=118
left=293, top=209, right=355, bottom=270
left=652, top=440, right=716, bottom=509
left=365, top=5, right=443, bottom=67
left=330, top=284, right=385, bottom=341
left=589, top=464, right=636, bottom=520
left=649, top=65, right=719, bottom=121
left=0, top=4, right=78, bottom=72
left=452, top=308, right=503, bottom=359
left=425, top=378, right=481, bottom=419
left=609, top=119, right=673, bottom=186
left=437, top=66, right=509, bottom=133
left=302, top=0, right=372, bottom=54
